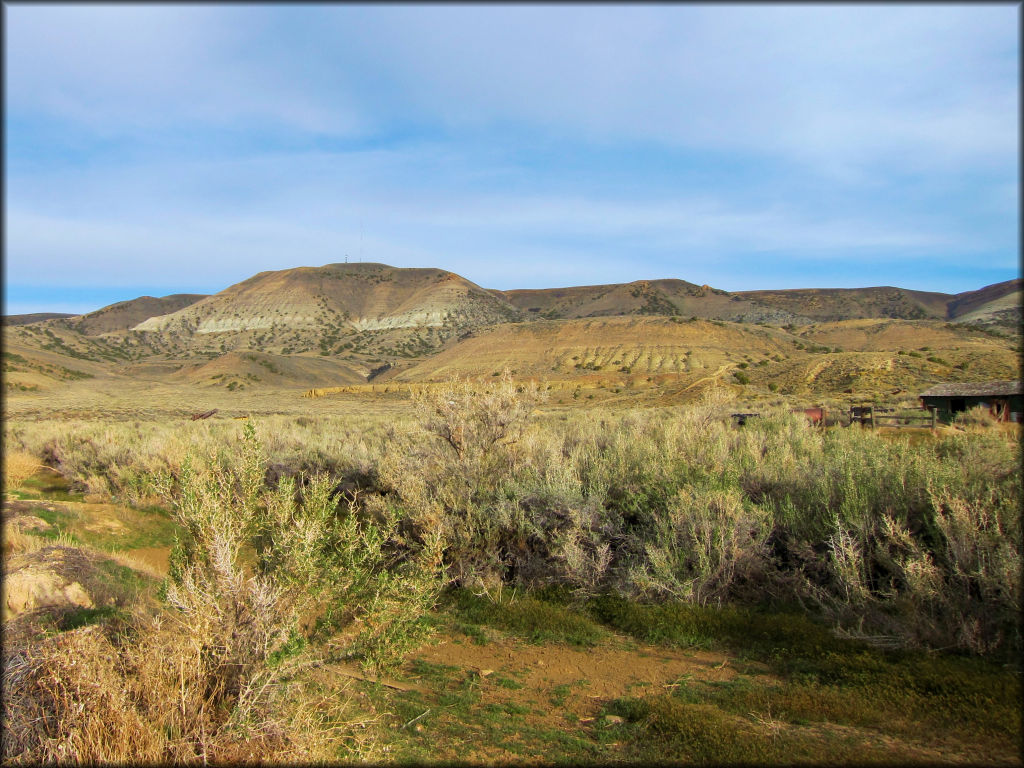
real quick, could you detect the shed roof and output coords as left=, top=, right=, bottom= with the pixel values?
left=919, top=380, right=1022, bottom=398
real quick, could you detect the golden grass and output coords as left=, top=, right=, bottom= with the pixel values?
left=3, top=450, right=43, bottom=489
left=2, top=526, right=73, bottom=557
left=104, top=548, right=168, bottom=580
left=2, top=616, right=366, bottom=764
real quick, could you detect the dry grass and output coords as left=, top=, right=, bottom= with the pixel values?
left=2, top=526, right=76, bottom=557
left=3, top=626, right=165, bottom=763
left=3, top=449, right=43, bottom=489
left=1, top=422, right=434, bottom=763
left=104, top=549, right=167, bottom=581
left=1, top=618, right=358, bottom=764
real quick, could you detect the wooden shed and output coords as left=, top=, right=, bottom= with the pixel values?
left=918, top=380, right=1023, bottom=423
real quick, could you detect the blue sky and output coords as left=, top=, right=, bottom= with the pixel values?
left=4, top=4, right=1019, bottom=315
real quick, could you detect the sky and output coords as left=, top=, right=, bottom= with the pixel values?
left=4, top=4, right=1020, bottom=315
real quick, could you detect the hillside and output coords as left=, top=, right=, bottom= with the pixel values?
left=736, top=280, right=1022, bottom=328
left=3, top=263, right=1019, bottom=402
left=499, top=279, right=803, bottom=324
left=64, top=294, right=208, bottom=336
left=2, top=313, right=75, bottom=326
left=133, top=263, right=520, bottom=336
left=392, top=316, right=794, bottom=381
left=735, top=286, right=952, bottom=322
left=168, top=350, right=367, bottom=390
left=946, top=278, right=1022, bottom=328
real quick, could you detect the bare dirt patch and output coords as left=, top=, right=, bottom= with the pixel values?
left=74, top=503, right=131, bottom=534
left=3, top=546, right=97, bottom=620
left=414, top=631, right=771, bottom=723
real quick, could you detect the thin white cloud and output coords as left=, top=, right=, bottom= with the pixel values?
left=4, top=4, right=1017, bottom=301
left=5, top=5, right=363, bottom=135
left=4, top=181, right=978, bottom=294
left=7, top=5, right=1015, bottom=168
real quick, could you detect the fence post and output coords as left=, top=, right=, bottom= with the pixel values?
left=869, top=406, right=875, bottom=431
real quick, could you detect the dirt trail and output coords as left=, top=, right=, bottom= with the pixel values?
left=415, top=633, right=767, bottom=716
left=680, top=363, right=734, bottom=392
left=804, top=358, right=833, bottom=384
left=398, top=631, right=1006, bottom=765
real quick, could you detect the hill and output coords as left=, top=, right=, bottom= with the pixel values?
left=2, top=313, right=75, bottom=326
left=499, top=279, right=802, bottom=323
left=735, top=286, right=952, bottom=322
left=168, top=350, right=366, bottom=390
left=945, top=278, right=1022, bottom=328
left=736, top=279, right=1022, bottom=329
left=4, top=263, right=1019, bottom=403
left=392, top=316, right=794, bottom=381
left=65, top=294, right=208, bottom=336
left=132, top=263, right=520, bottom=337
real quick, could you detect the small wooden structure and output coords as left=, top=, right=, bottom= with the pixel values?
left=190, top=409, right=218, bottom=421
left=919, top=380, right=1023, bottom=423
left=849, top=405, right=937, bottom=430
left=849, top=405, right=872, bottom=427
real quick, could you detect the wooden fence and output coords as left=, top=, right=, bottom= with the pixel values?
left=849, top=406, right=937, bottom=430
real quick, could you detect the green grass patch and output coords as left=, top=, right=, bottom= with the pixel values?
left=587, top=593, right=1021, bottom=754
left=493, top=675, right=524, bottom=690
left=95, top=558, right=159, bottom=597
left=56, top=605, right=124, bottom=632
left=370, top=670, right=606, bottom=763
left=587, top=593, right=859, bottom=659
left=549, top=683, right=573, bottom=707
left=25, top=505, right=79, bottom=534
left=443, top=588, right=607, bottom=647
left=601, top=694, right=906, bottom=764
left=450, top=620, right=490, bottom=645
left=16, top=473, right=86, bottom=502
left=12, top=500, right=179, bottom=552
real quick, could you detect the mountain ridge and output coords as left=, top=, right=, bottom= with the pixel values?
left=4, top=264, right=1018, bottom=400
left=7, top=267, right=1017, bottom=329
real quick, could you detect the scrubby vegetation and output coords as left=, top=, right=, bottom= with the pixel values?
left=3, top=421, right=442, bottom=762
left=7, top=375, right=1020, bottom=654
left=3, top=372, right=1021, bottom=762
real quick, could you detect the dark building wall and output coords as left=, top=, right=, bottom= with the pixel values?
left=921, top=394, right=1024, bottom=422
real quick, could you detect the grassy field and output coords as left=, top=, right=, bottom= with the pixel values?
left=2, top=375, right=1020, bottom=763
